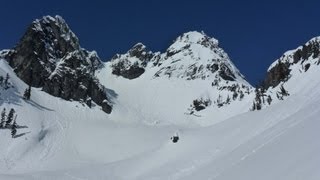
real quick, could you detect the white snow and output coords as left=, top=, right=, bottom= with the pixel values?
left=97, top=32, right=255, bottom=126
left=0, top=33, right=319, bottom=180
left=268, top=36, right=320, bottom=71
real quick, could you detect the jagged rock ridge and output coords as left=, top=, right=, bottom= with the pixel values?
left=153, top=31, right=245, bottom=81
left=107, top=31, right=254, bottom=114
left=264, top=37, right=320, bottom=88
left=110, top=43, right=156, bottom=79
left=109, top=31, right=246, bottom=82
left=251, top=37, right=320, bottom=111
left=4, top=15, right=112, bottom=113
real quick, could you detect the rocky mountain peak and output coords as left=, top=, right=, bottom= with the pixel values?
left=4, top=15, right=111, bottom=113
left=170, top=31, right=219, bottom=49
left=31, top=15, right=80, bottom=55
left=127, top=43, right=154, bottom=61
left=106, top=31, right=253, bottom=114
left=152, top=31, right=245, bottom=83
left=163, top=31, right=219, bottom=59
left=109, top=31, right=248, bottom=86
left=128, top=43, right=146, bottom=55
left=110, top=43, right=157, bottom=79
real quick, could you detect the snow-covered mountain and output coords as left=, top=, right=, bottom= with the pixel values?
left=252, top=37, right=320, bottom=110
left=101, top=31, right=254, bottom=126
left=3, top=15, right=112, bottom=113
left=0, top=15, right=320, bottom=180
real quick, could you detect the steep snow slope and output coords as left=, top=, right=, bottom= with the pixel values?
left=1, top=53, right=319, bottom=179
left=98, top=31, right=254, bottom=126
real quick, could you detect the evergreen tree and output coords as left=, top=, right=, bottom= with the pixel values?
left=239, top=91, right=244, bottom=100
left=279, top=85, right=289, bottom=96
left=11, top=119, right=17, bottom=138
left=23, top=88, right=29, bottom=100
left=86, top=97, right=92, bottom=108
left=0, top=76, right=3, bottom=86
left=276, top=85, right=289, bottom=100
left=251, top=102, right=256, bottom=111
left=225, top=95, right=231, bottom=104
left=232, top=91, right=238, bottom=100
left=28, top=85, right=31, bottom=98
left=217, top=94, right=223, bottom=108
left=4, top=73, right=9, bottom=89
left=5, top=108, right=15, bottom=128
left=23, top=85, right=31, bottom=100
left=267, top=95, right=272, bottom=105
left=0, top=108, right=6, bottom=128
left=276, top=92, right=282, bottom=100
left=256, top=101, right=262, bottom=110
left=254, top=88, right=262, bottom=110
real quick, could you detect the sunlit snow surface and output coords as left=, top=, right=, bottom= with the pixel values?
left=0, top=34, right=320, bottom=180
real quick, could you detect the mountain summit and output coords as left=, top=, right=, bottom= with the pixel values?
left=0, top=15, right=320, bottom=180
left=101, top=30, right=253, bottom=125
left=153, top=31, right=247, bottom=82
left=4, top=15, right=112, bottom=113
left=109, top=31, right=248, bottom=83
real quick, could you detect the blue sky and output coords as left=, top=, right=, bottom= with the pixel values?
left=1, top=0, right=319, bottom=84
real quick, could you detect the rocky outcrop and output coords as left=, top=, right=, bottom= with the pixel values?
left=191, top=98, right=212, bottom=112
left=264, top=37, right=320, bottom=89
left=264, top=60, right=291, bottom=88
left=219, top=63, right=236, bottom=81
left=0, top=50, right=10, bottom=59
left=152, top=31, right=244, bottom=81
left=111, top=43, right=156, bottom=79
left=293, top=40, right=320, bottom=63
left=251, top=37, right=320, bottom=111
left=105, top=31, right=254, bottom=114
left=4, top=15, right=112, bottom=113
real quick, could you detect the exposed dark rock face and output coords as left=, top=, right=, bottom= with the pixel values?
left=219, top=64, right=236, bottom=81
left=128, top=43, right=154, bottom=61
left=111, top=43, right=155, bottom=79
left=264, top=60, right=291, bottom=88
left=112, top=61, right=146, bottom=80
left=4, top=15, right=112, bottom=113
left=207, top=63, right=219, bottom=74
left=293, top=40, right=320, bottom=63
left=151, top=31, right=245, bottom=82
left=264, top=38, right=320, bottom=89
left=253, top=37, right=320, bottom=111
left=192, top=98, right=211, bottom=111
